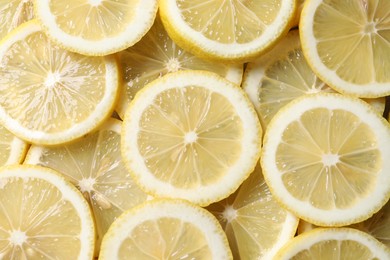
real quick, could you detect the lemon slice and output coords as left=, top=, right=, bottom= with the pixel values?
left=243, top=29, right=386, bottom=130
left=24, top=118, right=149, bottom=249
left=159, top=0, right=296, bottom=62
left=116, top=15, right=243, bottom=119
left=100, top=199, right=232, bottom=259
left=0, top=20, right=118, bottom=145
left=34, top=0, right=158, bottom=56
left=291, top=0, right=305, bottom=28
left=0, top=124, right=28, bottom=166
left=121, top=70, right=262, bottom=206
left=206, top=164, right=298, bottom=259
left=275, top=228, right=390, bottom=259
left=0, top=165, right=95, bottom=259
left=0, top=0, right=34, bottom=40
left=300, top=0, right=390, bottom=97
left=261, top=93, right=390, bottom=226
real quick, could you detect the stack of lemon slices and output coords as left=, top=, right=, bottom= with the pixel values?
left=0, top=0, right=389, bottom=258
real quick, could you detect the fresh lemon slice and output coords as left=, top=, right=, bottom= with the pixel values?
left=0, top=165, right=95, bottom=259
left=121, top=70, right=262, bottom=206
left=0, top=0, right=34, bottom=40
left=24, top=118, right=149, bottom=249
left=291, top=0, right=305, bottom=28
left=243, top=29, right=386, bottom=130
left=261, top=93, right=390, bottom=226
left=159, top=0, right=296, bottom=62
left=100, top=199, right=232, bottom=259
left=0, top=124, right=28, bottom=166
left=0, top=20, right=118, bottom=145
left=300, top=0, right=390, bottom=97
left=206, top=164, right=298, bottom=259
left=116, top=15, right=243, bottom=119
left=275, top=228, right=390, bottom=259
left=34, top=0, right=158, bottom=56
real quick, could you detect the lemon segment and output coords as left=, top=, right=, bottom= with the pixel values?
left=0, top=124, right=28, bottom=166
left=116, top=15, right=243, bottom=119
left=261, top=93, right=390, bottom=226
left=207, top=164, right=298, bottom=259
left=275, top=228, right=390, bottom=259
left=0, top=20, right=118, bottom=145
left=159, top=0, right=296, bottom=62
left=0, top=0, right=34, bottom=40
left=300, top=0, right=390, bottom=97
left=24, top=118, right=148, bottom=249
left=0, top=165, right=95, bottom=259
left=122, top=70, right=261, bottom=206
left=100, top=199, right=232, bottom=259
left=34, top=0, right=158, bottom=55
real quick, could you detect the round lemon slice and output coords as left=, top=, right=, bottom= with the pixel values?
left=206, top=164, right=298, bottom=259
left=34, top=0, right=158, bottom=56
left=121, top=70, right=262, bottom=206
left=0, top=165, right=95, bottom=259
left=300, top=0, right=390, bottom=97
left=0, top=124, right=28, bottom=166
left=0, top=20, right=118, bottom=145
left=159, top=0, right=296, bottom=62
left=261, top=93, right=390, bottom=226
left=275, top=228, right=390, bottom=259
left=116, top=15, right=243, bottom=119
left=100, top=199, right=232, bottom=259
left=24, top=118, right=149, bottom=249
left=0, top=0, right=34, bottom=40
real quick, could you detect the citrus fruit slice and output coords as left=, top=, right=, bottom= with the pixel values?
left=100, top=199, right=232, bottom=259
left=206, top=164, right=298, bottom=259
left=300, top=0, right=390, bottom=97
left=24, top=118, right=149, bottom=248
left=116, top=15, right=243, bottom=119
left=0, top=0, right=34, bottom=40
left=275, top=228, right=390, bottom=259
left=159, top=0, right=296, bottom=62
left=0, top=124, right=28, bottom=166
left=261, top=93, right=390, bottom=226
left=243, top=29, right=386, bottom=130
left=0, top=165, right=95, bottom=259
left=0, top=20, right=118, bottom=145
left=121, top=70, right=262, bottom=206
left=34, top=0, right=158, bottom=56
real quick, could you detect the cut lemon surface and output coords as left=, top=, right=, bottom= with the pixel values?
left=0, top=165, right=95, bottom=259
left=116, top=15, right=243, bottom=119
left=34, top=0, right=158, bottom=56
left=121, top=70, right=262, bottom=206
left=261, top=93, right=390, bottom=226
left=275, top=228, right=390, bottom=259
left=159, top=0, right=296, bottom=62
left=243, top=29, right=386, bottom=130
left=0, top=20, right=118, bottom=145
left=24, top=118, right=149, bottom=248
left=300, top=0, right=390, bottom=97
left=0, top=124, right=28, bottom=167
left=100, top=199, right=232, bottom=259
left=0, top=0, right=34, bottom=40
left=206, top=164, right=298, bottom=259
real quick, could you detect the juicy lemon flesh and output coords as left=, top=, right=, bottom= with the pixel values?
left=258, top=47, right=330, bottom=126
left=118, top=15, right=234, bottom=117
left=49, top=0, right=138, bottom=40
left=313, top=0, right=390, bottom=84
left=0, top=31, right=107, bottom=133
left=291, top=239, right=376, bottom=259
left=138, top=86, right=243, bottom=189
left=0, top=125, right=14, bottom=165
left=177, top=0, right=280, bottom=44
left=207, top=165, right=293, bottom=259
left=31, top=127, right=148, bottom=238
left=0, top=177, right=82, bottom=259
left=277, top=108, right=381, bottom=210
left=0, top=0, right=34, bottom=39
left=118, top=218, right=212, bottom=259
